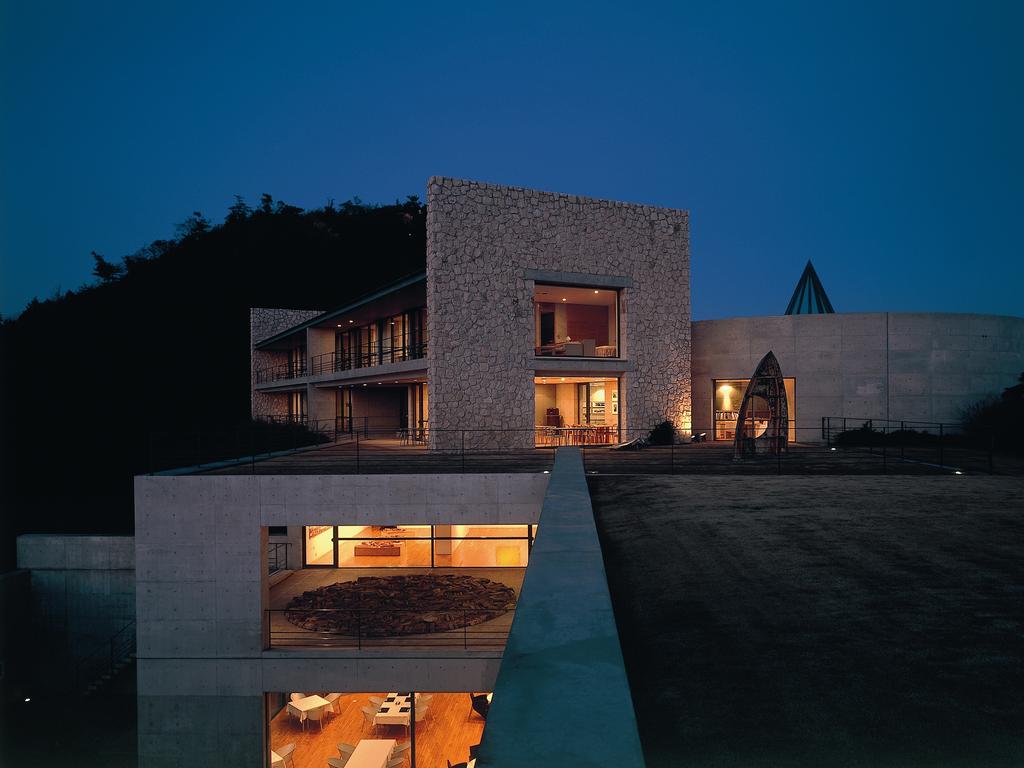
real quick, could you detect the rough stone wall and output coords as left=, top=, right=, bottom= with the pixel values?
left=250, top=307, right=322, bottom=419
left=426, top=177, right=691, bottom=448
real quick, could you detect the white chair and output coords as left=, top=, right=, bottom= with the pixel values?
left=337, top=742, right=357, bottom=758
left=414, top=704, right=429, bottom=724
left=286, top=703, right=304, bottom=727
left=392, top=742, right=411, bottom=757
left=290, top=693, right=306, bottom=702
left=328, top=759, right=349, bottom=768
left=386, top=758, right=405, bottom=768
left=305, top=705, right=327, bottom=732
left=417, top=693, right=433, bottom=707
left=368, top=695, right=385, bottom=707
left=325, top=692, right=342, bottom=716
left=361, top=705, right=378, bottom=733
left=277, top=743, right=296, bottom=768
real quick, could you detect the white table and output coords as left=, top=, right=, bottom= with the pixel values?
left=287, top=693, right=330, bottom=723
left=346, top=739, right=397, bottom=768
left=374, top=693, right=412, bottom=727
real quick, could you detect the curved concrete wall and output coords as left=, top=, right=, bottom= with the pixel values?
left=691, top=312, right=1024, bottom=439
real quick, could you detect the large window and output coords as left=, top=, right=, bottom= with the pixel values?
left=267, top=691, right=486, bottom=768
left=535, top=376, right=620, bottom=445
left=303, top=524, right=534, bottom=568
left=534, top=285, right=619, bottom=358
left=287, top=390, right=307, bottom=423
left=331, top=307, right=428, bottom=373
left=713, top=378, right=796, bottom=442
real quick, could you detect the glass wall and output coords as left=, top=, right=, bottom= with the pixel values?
left=267, top=691, right=486, bottom=768
left=535, top=376, right=620, bottom=445
left=287, top=390, right=307, bottom=423
left=533, top=284, right=619, bottom=358
left=332, top=307, right=428, bottom=372
left=713, top=378, right=796, bottom=442
left=303, top=524, right=534, bottom=568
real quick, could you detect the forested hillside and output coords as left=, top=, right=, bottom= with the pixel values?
left=0, top=195, right=426, bottom=567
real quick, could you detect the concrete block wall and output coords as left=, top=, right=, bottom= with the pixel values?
left=134, top=472, right=548, bottom=768
left=426, top=177, right=691, bottom=448
left=691, top=312, right=1024, bottom=437
left=15, top=535, right=136, bottom=690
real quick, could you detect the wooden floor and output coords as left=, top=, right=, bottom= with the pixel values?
left=269, top=692, right=486, bottom=768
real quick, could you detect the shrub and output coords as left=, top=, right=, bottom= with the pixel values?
left=648, top=420, right=676, bottom=445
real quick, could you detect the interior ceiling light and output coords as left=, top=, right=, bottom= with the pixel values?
left=348, top=320, right=354, bottom=324
left=561, top=298, right=567, bottom=302
left=593, top=290, right=599, bottom=294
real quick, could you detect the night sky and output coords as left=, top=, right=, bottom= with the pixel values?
left=2, top=2, right=1021, bottom=319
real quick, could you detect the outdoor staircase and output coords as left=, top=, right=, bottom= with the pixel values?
left=75, top=621, right=137, bottom=697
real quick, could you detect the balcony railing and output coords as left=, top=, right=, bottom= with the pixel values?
left=256, top=413, right=308, bottom=426
left=535, top=341, right=618, bottom=358
left=311, top=341, right=428, bottom=376
left=255, top=360, right=307, bottom=384
left=266, top=607, right=513, bottom=649
left=268, top=542, right=291, bottom=574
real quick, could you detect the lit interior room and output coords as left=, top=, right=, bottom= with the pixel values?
left=713, top=378, right=796, bottom=442
left=267, top=690, right=491, bottom=768
left=303, top=525, right=534, bottom=568
left=533, top=284, right=618, bottom=357
left=534, top=376, right=620, bottom=446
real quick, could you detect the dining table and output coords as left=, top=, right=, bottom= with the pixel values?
left=345, top=739, right=397, bottom=768
left=287, top=693, right=331, bottom=724
left=373, top=692, right=415, bottom=728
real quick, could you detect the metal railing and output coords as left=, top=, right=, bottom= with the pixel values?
left=147, top=422, right=555, bottom=475
left=256, top=413, right=308, bottom=426
left=255, top=360, right=308, bottom=384
left=310, top=341, right=428, bottom=376
left=147, top=418, right=1012, bottom=476
left=266, top=607, right=513, bottom=649
left=576, top=420, right=1009, bottom=476
left=534, top=342, right=618, bottom=358
left=268, top=542, right=291, bottom=574
left=73, top=621, right=136, bottom=696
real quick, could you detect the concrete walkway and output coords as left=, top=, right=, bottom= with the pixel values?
left=475, top=447, right=645, bottom=767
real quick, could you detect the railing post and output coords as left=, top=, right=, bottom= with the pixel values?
left=939, top=424, right=944, bottom=469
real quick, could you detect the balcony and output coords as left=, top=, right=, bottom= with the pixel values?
left=256, top=360, right=308, bottom=385
left=311, top=341, right=427, bottom=376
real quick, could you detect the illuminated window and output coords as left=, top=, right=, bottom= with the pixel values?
left=533, top=284, right=619, bottom=358
left=713, top=378, right=795, bottom=442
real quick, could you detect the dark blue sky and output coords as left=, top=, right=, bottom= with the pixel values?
left=2, top=1, right=1021, bottom=319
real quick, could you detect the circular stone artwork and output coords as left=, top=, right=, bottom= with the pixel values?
left=285, top=574, right=517, bottom=636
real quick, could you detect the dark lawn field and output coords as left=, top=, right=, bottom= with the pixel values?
left=590, top=475, right=1024, bottom=768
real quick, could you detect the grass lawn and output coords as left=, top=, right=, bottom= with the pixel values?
left=590, top=475, right=1024, bottom=768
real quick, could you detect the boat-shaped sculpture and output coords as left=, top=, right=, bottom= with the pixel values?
left=733, top=351, right=789, bottom=458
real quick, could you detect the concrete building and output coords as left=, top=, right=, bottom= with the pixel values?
left=251, top=178, right=693, bottom=450
left=131, top=179, right=1024, bottom=768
